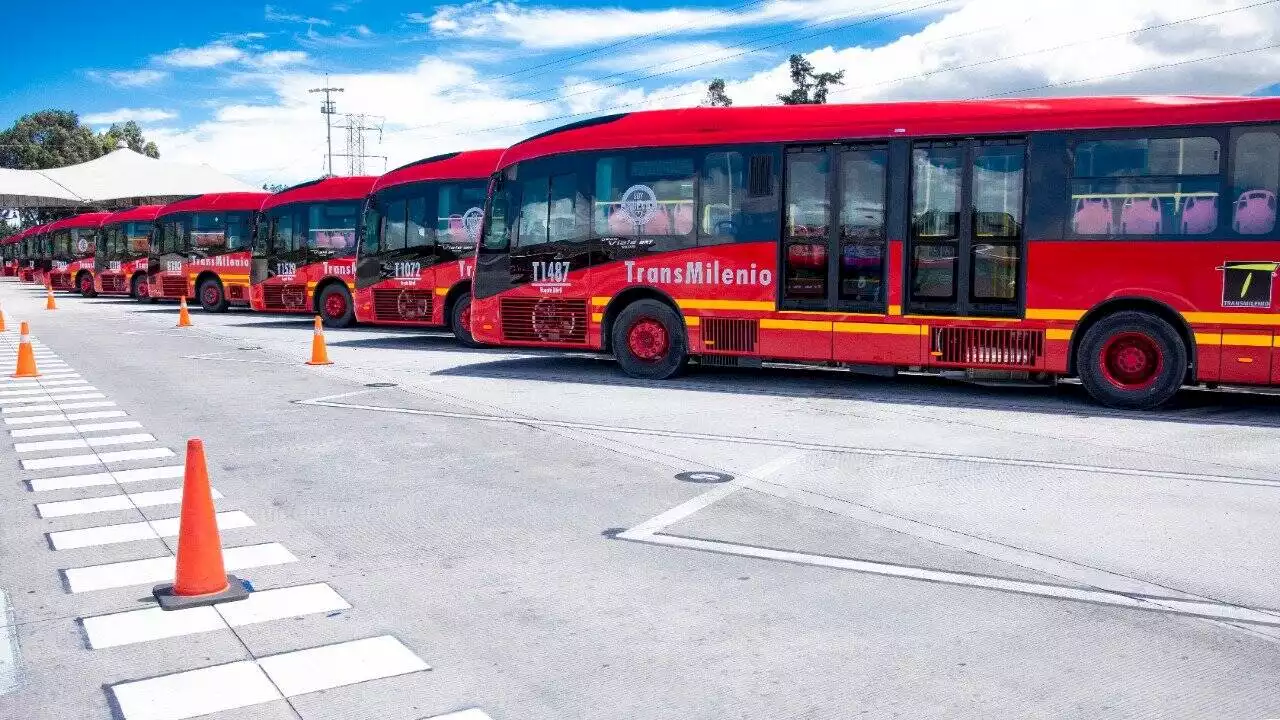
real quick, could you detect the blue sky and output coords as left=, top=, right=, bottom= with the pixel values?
left=2, top=1, right=1277, bottom=185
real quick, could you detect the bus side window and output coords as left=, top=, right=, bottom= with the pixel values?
left=407, top=196, right=430, bottom=249
left=1230, top=127, right=1279, bottom=236
left=594, top=152, right=696, bottom=251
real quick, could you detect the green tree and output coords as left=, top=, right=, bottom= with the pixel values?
left=102, top=120, right=161, bottom=158
left=777, top=54, right=845, bottom=105
left=262, top=183, right=287, bottom=192
left=0, top=110, right=162, bottom=170
left=702, top=78, right=733, bottom=107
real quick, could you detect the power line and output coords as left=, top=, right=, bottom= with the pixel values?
left=334, top=113, right=387, bottom=176
left=308, top=75, right=344, bottom=175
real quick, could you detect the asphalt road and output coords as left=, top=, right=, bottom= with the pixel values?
left=0, top=279, right=1278, bottom=720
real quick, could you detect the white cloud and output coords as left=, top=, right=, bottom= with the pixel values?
left=156, top=43, right=246, bottom=68
left=420, top=0, right=957, bottom=49
left=81, top=108, right=179, bottom=125
left=354, top=24, right=374, bottom=37
left=265, top=5, right=332, bottom=25
left=245, top=50, right=310, bottom=69
left=89, top=69, right=169, bottom=87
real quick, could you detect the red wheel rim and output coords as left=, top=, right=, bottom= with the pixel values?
left=627, top=318, right=669, bottom=361
left=80, top=275, right=92, bottom=294
left=459, top=304, right=472, bottom=332
left=202, top=284, right=220, bottom=306
left=1099, top=331, right=1164, bottom=390
left=138, top=279, right=149, bottom=297
left=324, top=292, right=347, bottom=319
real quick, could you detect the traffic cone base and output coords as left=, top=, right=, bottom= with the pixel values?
left=306, top=315, right=333, bottom=365
left=0, top=308, right=7, bottom=332
left=153, top=438, right=248, bottom=611
left=45, top=287, right=56, bottom=311
left=176, top=297, right=192, bottom=327
left=154, top=574, right=249, bottom=611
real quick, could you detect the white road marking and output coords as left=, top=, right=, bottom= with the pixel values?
left=620, top=451, right=805, bottom=540
left=29, top=464, right=184, bottom=491
left=82, top=583, right=350, bottom=649
left=109, top=636, right=427, bottom=720
left=11, top=421, right=143, bottom=438
left=0, top=392, right=104, bottom=405
left=625, top=532, right=1280, bottom=628
left=49, top=511, right=253, bottom=550
left=303, top=400, right=1280, bottom=487
left=0, top=373, right=81, bottom=384
left=0, top=590, right=16, bottom=697
left=257, top=635, right=430, bottom=696
left=22, top=446, right=173, bottom=470
left=0, top=384, right=90, bottom=397
left=64, top=542, right=297, bottom=592
left=4, top=400, right=116, bottom=414
left=424, top=711, right=494, bottom=720
left=15, top=433, right=154, bottom=453
left=110, top=660, right=281, bottom=720
left=37, top=487, right=224, bottom=518
left=6, top=410, right=126, bottom=425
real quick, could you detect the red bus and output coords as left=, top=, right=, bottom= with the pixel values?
left=95, top=205, right=163, bottom=298
left=473, top=96, right=1280, bottom=409
left=354, top=149, right=502, bottom=342
left=46, top=212, right=112, bottom=295
left=3, top=226, right=35, bottom=277
left=148, top=193, right=270, bottom=306
left=16, top=224, right=47, bottom=282
left=251, top=176, right=375, bottom=326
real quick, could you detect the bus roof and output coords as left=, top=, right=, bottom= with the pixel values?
left=158, top=192, right=271, bottom=218
left=261, top=175, right=377, bottom=211
left=372, top=149, right=504, bottom=193
left=498, top=95, right=1280, bottom=169
left=46, top=212, right=113, bottom=233
left=104, top=205, right=165, bottom=225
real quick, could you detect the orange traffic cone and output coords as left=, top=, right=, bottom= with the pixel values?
left=45, top=285, right=56, bottom=311
left=306, top=315, right=332, bottom=365
left=11, top=322, right=39, bottom=378
left=0, top=302, right=8, bottom=332
left=176, top=297, right=193, bottom=327
left=153, top=438, right=249, bottom=610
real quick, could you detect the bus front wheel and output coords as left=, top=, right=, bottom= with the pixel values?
left=78, top=273, right=96, bottom=298
left=318, top=284, right=355, bottom=328
left=611, top=299, right=687, bottom=380
left=198, top=278, right=229, bottom=313
left=1077, top=310, right=1186, bottom=410
left=450, top=292, right=480, bottom=347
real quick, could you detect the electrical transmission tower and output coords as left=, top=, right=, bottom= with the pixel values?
left=308, top=76, right=344, bottom=176
left=334, top=113, right=387, bottom=176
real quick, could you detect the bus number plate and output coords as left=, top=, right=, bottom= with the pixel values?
left=165, top=260, right=182, bottom=274
left=532, top=261, right=571, bottom=284
left=392, top=262, right=421, bottom=279
left=276, top=262, right=297, bottom=277
left=108, top=261, right=121, bottom=272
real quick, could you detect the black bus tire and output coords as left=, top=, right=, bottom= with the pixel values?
left=450, top=292, right=480, bottom=347
left=78, top=272, right=96, bottom=298
left=1077, top=310, right=1186, bottom=410
left=198, top=278, right=229, bottom=313
left=611, top=299, right=688, bottom=380
left=318, top=284, right=355, bottom=328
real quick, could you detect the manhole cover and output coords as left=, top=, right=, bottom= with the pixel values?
left=675, top=470, right=734, bottom=484
left=237, top=346, right=262, bottom=351
left=364, top=382, right=397, bottom=388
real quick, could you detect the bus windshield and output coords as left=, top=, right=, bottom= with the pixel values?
left=306, top=202, right=360, bottom=256
left=192, top=211, right=255, bottom=252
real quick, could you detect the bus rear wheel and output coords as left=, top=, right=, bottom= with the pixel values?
left=78, top=273, right=96, bottom=298
left=1078, top=310, right=1186, bottom=410
left=198, top=278, right=229, bottom=313
left=611, top=299, right=687, bottom=380
left=318, top=284, right=355, bottom=328
left=131, top=274, right=155, bottom=303
left=450, top=292, right=480, bottom=347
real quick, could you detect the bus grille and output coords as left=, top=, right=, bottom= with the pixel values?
left=500, top=298, right=588, bottom=344
left=373, top=289, right=433, bottom=321
left=160, top=277, right=188, bottom=298
left=931, top=327, right=1044, bottom=367
left=701, top=318, right=758, bottom=353
left=100, top=274, right=126, bottom=293
left=262, top=284, right=308, bottom=310
left=49, top=272, right=72, bottom=290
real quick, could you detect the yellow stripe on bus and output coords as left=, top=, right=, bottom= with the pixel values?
left=684, top=316, right=700, bottom=326
left=435, top=288, right=449, bottom=296
left=1045, top=328, right=1072, bottom=341
left=591, top=312, right=604, bottom=322
left=833, top=322, right=924, bottom=336
left=1221, top=333, right=1273, bottom=347
left=759, top=319, right=832, bottom=332
left=591, top=296, right=611, bottom=307
left=1025, top=308, right=1085, bottom=321
left=1184, top=311, right=1280, bottom=326
left=675, top=299, right=775, bottom=311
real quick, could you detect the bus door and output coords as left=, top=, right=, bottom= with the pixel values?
left=780, top=144, right=892, bottom=361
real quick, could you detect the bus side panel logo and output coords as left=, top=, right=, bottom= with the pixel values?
left=619, top=184, right=658, bottom=226
left=1219, top=261, right=1280, bottom=308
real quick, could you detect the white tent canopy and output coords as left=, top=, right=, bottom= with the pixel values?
left=0, top=148, right=257, bottom=208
